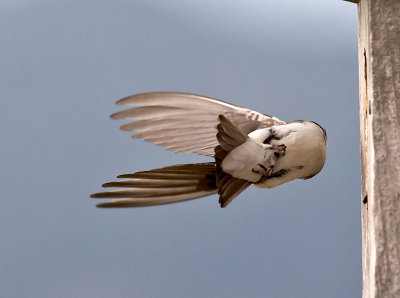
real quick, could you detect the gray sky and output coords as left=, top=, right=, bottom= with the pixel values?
left=1, top=1, right=360, bottom=297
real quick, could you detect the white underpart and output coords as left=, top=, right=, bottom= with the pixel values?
left=221, top=121, right=326, bottom=187
left=257, top=122, right=326, bottom=188
left=221, top=128, right=276, bottom=182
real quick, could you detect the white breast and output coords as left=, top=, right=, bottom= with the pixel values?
left=221, top=138, right=268, bottom=182
left=256, top=121, right=326, bottom=188
left=221, top=121, right=327, bottom=188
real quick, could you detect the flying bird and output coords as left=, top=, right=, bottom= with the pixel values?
left=91, top=92, right=327, bottom=208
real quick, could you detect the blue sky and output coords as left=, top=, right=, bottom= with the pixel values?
left=1, top=1, right=360, bottom=297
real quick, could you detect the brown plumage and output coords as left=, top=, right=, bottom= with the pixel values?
left=91, top=92, right=288, bottom=208
left=91, top=163, right=218, bottom=207
left=214, top=115, right=251, bottom=207
left=92, top=113, right=253, bottom=207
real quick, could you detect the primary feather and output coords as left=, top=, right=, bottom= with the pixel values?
left=91, top=163, right=218, bottom=207
left=112, top=92, right=285, bottom=157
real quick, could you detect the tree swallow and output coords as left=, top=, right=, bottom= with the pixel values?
left=91, top=92, right=327, bottom=208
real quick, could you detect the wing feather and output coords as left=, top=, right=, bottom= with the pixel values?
left=91, top=163, right=218, bottom=208
left=112, top=92, right=286, bottom=156
left=96, top=191, right=216, bottom=208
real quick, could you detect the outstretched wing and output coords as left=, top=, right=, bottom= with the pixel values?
left=111, top=92, right=286, bottom=157
left=91, top=163, right=218, bottom=207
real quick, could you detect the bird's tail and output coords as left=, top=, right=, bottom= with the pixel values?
left=91, top=163, right=218, bottom=208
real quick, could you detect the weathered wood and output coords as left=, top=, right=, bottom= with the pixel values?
left=345, top=0, right=400, bottom=297
left=357, top=1, right=372, bottom=297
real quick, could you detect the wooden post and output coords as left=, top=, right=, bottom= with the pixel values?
left=344, top=0, right=400, bottom=297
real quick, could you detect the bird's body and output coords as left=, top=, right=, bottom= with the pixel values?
left=91, top=92, right=327, bottom=208
left=222, top=121, right=326, bottom=188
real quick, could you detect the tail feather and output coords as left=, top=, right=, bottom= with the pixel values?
left=219, top=178, right=251, bottom=208
left=91, top=163, right=217, bottom=208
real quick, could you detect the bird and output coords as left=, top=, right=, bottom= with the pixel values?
left=91, top=92, right=327, bottom=208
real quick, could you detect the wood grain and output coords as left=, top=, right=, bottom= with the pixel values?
left=348, top=0, right=400, bottom=296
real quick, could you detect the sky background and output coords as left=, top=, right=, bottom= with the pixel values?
left=1, top=1, right=360, bottom=297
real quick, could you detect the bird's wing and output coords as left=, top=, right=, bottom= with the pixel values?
left=91, top=163, right=218, bottom=207
left=111, top=92, right=286, bottom=157
left=214, top=115, right=252, bottom=208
